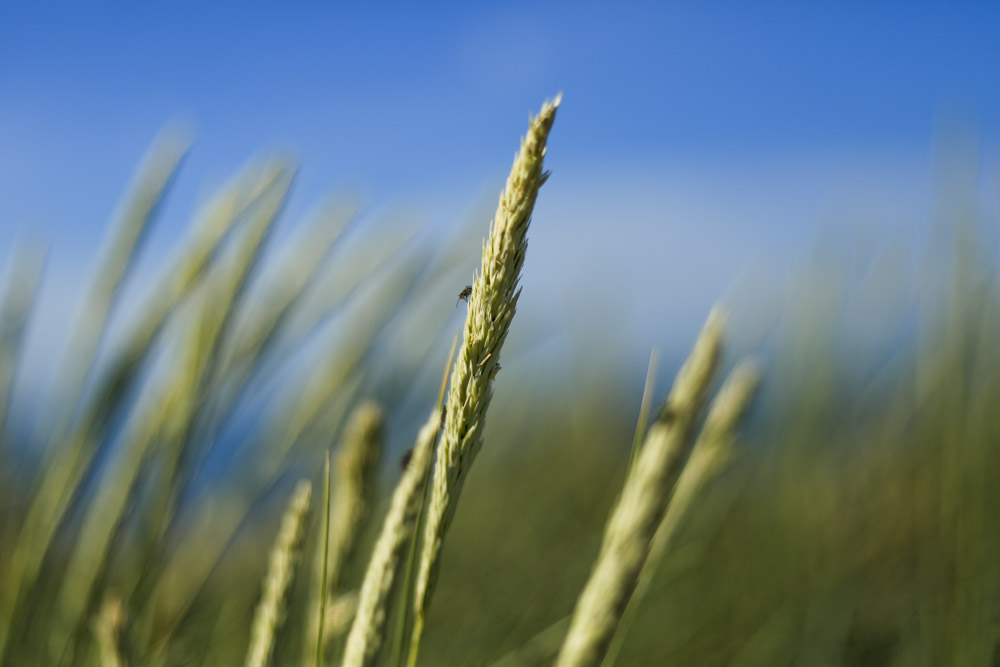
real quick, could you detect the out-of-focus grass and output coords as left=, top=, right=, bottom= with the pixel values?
left=0, top=109, right=998, bottom=667
left=0, top=128, right=482, bottom=665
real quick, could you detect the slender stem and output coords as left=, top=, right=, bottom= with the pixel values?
left=316, top=451, right=333, bottom=667
left=628, top=348, right=659, bottom=473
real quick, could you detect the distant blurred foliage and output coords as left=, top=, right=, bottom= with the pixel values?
left=0, top=116, right=999, bottom=667
left=0, top=130, right=482, bottom=666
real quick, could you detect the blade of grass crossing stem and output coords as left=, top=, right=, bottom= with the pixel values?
left=312, top=402, right=385, bottom=662
left=627, top=349, right=659, bottom=473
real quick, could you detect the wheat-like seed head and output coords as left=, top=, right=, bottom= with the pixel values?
left=0, top=157, right=291, bottom=662
left=324, top=592, right=360, bottom=640
left=650, top=357, right=760, bottom=572
left=639, top=358, right=761, bottom=582
left=245, top=480, right=312, bottom=667
left=56, top=130, right=189, bottom=443
left=342, top=409, right=440, bottom=667
left=91, top=592, right=127, bottom=667
left=328, top=401, right=386, bottom=588
left=408, top=98, right=560, bottom=659
left=555, top=309, right=724, bottom=667
left=603, top=358, right=761, bottom=667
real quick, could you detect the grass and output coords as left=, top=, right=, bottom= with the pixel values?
left=246, top=479, right=312, bottom=667
left=0, top=95, right=999, bottom=667
left=407, top=94, right=560, bottom=667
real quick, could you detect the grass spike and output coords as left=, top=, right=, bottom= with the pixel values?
left=407, top=95, right=559, bottom=667
left=245, top=480, right=313, bottom=667
left=602, top=359, right=760, bottom=667
left=555, top=309, right=724, bottom=667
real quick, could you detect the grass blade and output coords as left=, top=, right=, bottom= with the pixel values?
left=305, top=402, right=385, bottom=663
left=315, top=452, right=333, bottom=667
left=627, top=348, right=659, bottom=473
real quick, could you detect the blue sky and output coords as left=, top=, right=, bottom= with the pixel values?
left=2, top=2, right=999, bottom=379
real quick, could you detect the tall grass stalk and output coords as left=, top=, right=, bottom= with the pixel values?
left=48, top=289, right=223, bottom=663
left=602, top=359, right=760, bottom=667
left=271, top=255, right=423, bottom=466
left=304, top=402, right=385, bottom=663
left=45, top=130, right=189, bottom=453
left=328, top=403, right=386, bottom=591
left=146, top=167, right=295, bottom=540
left=245, top=479, right=313, bottom=667
left=141, top=261, right=418, bottom=651
left=0, top=162, right=290, bottom=660
left=407, top=95, right=560, bottom=667
left=119, top=173, right=296, bottom=656
left=342, top=408, right=441, bottom=667
left=210, top=201, right=358, bottom=426
left=142, top=377, right=360, bottom=651
left=68, top=160, right=290, bottom=466
left=555, top=309, right=724, bottom=667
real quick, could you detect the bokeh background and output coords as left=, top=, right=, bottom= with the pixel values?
left=4, top=2, right=999, bottom=384
left=3, top=3, right=1000, bottom=666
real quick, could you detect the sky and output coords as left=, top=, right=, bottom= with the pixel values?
left=2, top=2, right=999, bottom=382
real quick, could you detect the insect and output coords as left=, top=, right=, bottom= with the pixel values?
left=655, top=403, right=678, bottom=424
left=400, top=448, right=413, bottom=471
left=456, top=285, right=472, bottom=306
left=489, top=363, right=501, bottom=381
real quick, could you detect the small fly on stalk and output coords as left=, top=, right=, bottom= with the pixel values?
left=400, top=448, right=413, bottom=471
left=456, top=285, right=472, bottom=307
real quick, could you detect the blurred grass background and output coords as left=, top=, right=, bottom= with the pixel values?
left=4, top=5, right=1000, bottom=665
left=0, top=119, right=998, bottom=666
